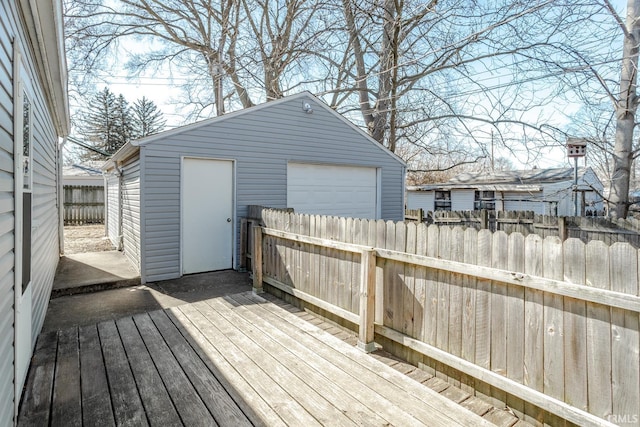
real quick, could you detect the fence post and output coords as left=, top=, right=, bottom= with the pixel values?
left=239, top=218, right=248, bottom=271
left=358, top=249, right=377, bottom=352
left=558, top=217, right=568, bottom=241
left=252, top=224, right=263, bottom=294
left=480, top=209, right=488, bottom=230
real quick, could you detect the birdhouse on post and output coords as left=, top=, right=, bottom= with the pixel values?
left=567, top=138, right=587, bottom=158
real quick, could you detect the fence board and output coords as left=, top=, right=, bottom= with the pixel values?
left=490, top=231, right=508, bottom=407
left=562, top=239, right=587, bottom=412
left=542, top=237, right=565, bottom=406
left=63, top=185, right=105, bottom=225
left=585, top=241, right=612, bottom=419
left=523, top=234, right=544, bottom=425
left=610, top=243, right=640, bottom=422
left=404, top=223, right=417, bottom=337
left=506, top=232, right=525, bottom=418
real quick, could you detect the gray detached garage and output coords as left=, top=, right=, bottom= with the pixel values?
left=103, top=92, right=406, bottom=283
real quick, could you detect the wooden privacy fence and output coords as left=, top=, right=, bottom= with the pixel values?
left=63, top=185, right=104, bottom=225
left=247, top=208, right=639, bottom=427
left=405, top=208, right=640, bottom=248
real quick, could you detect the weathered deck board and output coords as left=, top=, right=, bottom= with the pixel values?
left=78, top=325, right=115, bottom=427
left=20, top=291, right=493, bottom=427
left=17, top=331, right=58, bottom=427
left=50, top=328, right=82, bottom=427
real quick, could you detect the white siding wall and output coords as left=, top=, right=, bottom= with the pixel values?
left=406, top=191, right=434, bottom=212
left=451, top=189, right=475, bottom=211
left=139, top=95, right=405, bottom=282
left=502, top=192, right=544, bottom=214
left=106, top=173, right=120, bottom=248
left=543, top=181, right=573, bottom=216
left=121, top=157, right=141, bottom=272
left=0, top=2, right=61, bottom=422
left=0, top=4, right=14, bottom=421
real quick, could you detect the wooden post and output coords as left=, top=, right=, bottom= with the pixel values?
left=239, top=218, right=248, bottom=271
left=480, top=209, right=488, bottom=230
left=252, top=224, right=264, bottom=294
left=358, top=249, right=377, bottom=352
left=558, top=216, right=568, bottom=241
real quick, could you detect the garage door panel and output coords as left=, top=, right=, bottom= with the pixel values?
left=287, top=163, right=378, bottom=219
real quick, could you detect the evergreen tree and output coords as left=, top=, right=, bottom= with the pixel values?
left=78, top=89, right=166, bottom=161
left=131, top=96, right=166, bottom=139
left=80, top=87, right=118, bottom=161
left=112, top=94, right=133, bottom=152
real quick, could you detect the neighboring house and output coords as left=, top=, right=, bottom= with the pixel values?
left=62, top=162, right=104, bottom=186
left=103, top=92, right=406, bottom=283
left=407, top=167, right=604, bottom=216
left=0, top=1, right=69, bottom=425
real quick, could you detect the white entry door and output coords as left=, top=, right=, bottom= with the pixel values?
left=182, top=158, right=233, bottom=274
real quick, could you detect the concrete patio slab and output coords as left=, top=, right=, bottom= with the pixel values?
left=52, top=251, right=140, bottom=297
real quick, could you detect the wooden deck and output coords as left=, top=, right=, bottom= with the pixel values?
left=18, top=291, right=494, bottom=426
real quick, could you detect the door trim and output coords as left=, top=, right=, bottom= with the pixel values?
left=179, top=156, right=236, bottom=275
left=13, top=41, right=34, bottom=416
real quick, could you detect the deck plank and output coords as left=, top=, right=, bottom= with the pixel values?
left=248, top=292, right=493, bottom=426
left=223, top=293, right=428, bottom=426
left=97, top=321, right=148, bottom=426
left=78, top=324, right=115, bottom=427
left=165, top=308, right=286, bottom=427
left=133, top=313, right=216, bottom=426
left=115, top=317, right=182, bottom=426
left=50, top=328, right=82, bottom=427
left=205, top=295, right=389, bottom=426
left=175, top=303, right=323, bottom=426
left=147, top=310, right=253, bottom=427
left=18, top=331, right=58, bottom=427
left=192, top=299, right=357, bottom=426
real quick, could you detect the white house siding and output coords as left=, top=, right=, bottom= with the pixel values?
left=121, top=157, right=141, bottom=272
left=0, top=2, right=61, bottom=423
left=106, top=173, right=120, bottom=248
left=0, top=4, right=16, bottom=422
left=138, top=95, right=404, bottom=282
left=502, top=192, right=544, bottom=214
left=406, top=191, right=434, bottom=212
left=451, top=189, right=475, bottom=211
left=543, top=181, right=574, bottom=216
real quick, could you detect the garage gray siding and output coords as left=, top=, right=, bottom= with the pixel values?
left=106, top=173, right=120, bottom=248
left=0, top=2, right=15, bottom=422
left=140, top=95, right=404, bottom=282
left=121, top=156, right=141, bottom=272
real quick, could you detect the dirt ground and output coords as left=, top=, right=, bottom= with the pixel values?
left=63, top=225, right=115, bottom=254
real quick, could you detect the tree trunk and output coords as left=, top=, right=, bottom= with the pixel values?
left=610, top=0, right=640, bottom=219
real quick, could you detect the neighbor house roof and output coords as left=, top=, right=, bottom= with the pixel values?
left=408, top=167, right=599, bottom=192
left=104, top=92, right=406, bottom=169
left=63, top=162, right=103, bottom=177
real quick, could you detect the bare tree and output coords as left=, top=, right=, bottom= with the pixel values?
left=66, top=0, right=252, bottom=116
left=607, top=0, right=640, bottom=218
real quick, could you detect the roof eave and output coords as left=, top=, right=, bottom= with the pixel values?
left=21, top=0, right=70, bottom=136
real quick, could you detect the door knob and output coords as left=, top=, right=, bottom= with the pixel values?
left=227, top=218, right=232, bottom=222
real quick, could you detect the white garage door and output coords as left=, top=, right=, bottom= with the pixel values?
left=287, top=163, right=378, bottom=219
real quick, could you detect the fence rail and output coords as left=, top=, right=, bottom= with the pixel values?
left=63, top=185, right=104, bottom=225
left=247, top=207, right=638, bottom=427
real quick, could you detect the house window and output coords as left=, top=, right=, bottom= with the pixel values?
left=435, top=190, right=452, bottom=211
left=22, top=90, right=32, bottom=190
left=474, top=190, right=495, bottom=210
